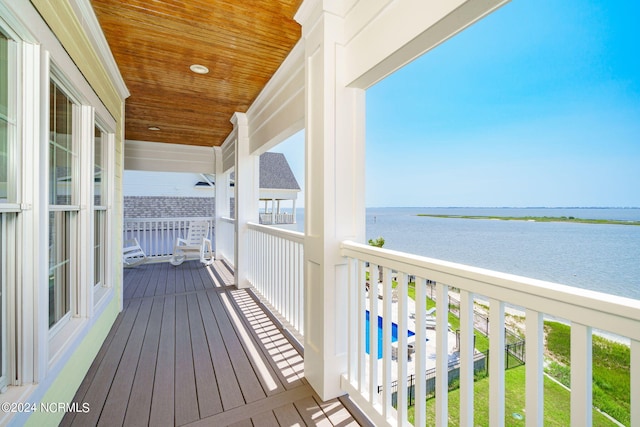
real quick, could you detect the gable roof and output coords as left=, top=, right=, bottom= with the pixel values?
left=259, top=152, right=301, bottom=190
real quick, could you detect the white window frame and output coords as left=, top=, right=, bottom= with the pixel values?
left=0, top=2, right=119, bottom=415
left=46, top=75, right=92, bottom=369
left=93, top=125, right=105, bottom=290
left=91, top=122, right=113, bottom=310
left=0, top=22, right=20, bottom=394
left=1, top=30, right=18, bottom=207
left=46, top=76, right=116, bottom=365
left=47, top=77, right=80, bottom=332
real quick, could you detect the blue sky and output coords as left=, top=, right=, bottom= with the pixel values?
left=274, top=0, right=640, bottom=208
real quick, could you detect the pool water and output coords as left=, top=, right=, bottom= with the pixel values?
left=365, top=310, right=416, bottom=359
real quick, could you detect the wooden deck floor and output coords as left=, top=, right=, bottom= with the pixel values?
left=63, top=261, right=367, bottom=427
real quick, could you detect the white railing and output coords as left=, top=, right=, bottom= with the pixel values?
left=123, top=217, right=214, bottom=260
left=247, top=222, right=304, bottom=336
left=259, top=213, right=296, bottom=225
left=340, top=240, right=640, bottom=427
left=217, top=216, right=235, bottom=266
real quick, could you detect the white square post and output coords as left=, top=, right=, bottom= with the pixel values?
left=213, top=146, right=230, bottom=260
left=296, top=2, right=366, bottom=400
left=232, top=112, right=259, bottom=289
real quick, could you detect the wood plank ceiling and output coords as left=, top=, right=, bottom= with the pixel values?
left=91, top=0, right=303, bottom=147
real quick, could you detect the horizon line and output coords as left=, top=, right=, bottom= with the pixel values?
left=291, top=206, right=640, bottom=210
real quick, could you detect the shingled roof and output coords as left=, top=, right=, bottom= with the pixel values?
left=259, top=152, right=300, bottom=190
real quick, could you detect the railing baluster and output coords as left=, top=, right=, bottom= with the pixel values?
left=435, top=282, right=449, bottom=426
left=358, top=259, right=366, bottom=394
left=285, top=239, right=290, bottom=322
left=632, top=339, right=639, bottom=426
left=459, top=290, right=475, bottom=427
left=347, top=257, right=356, bottom=383
left=152, top=219, right=158, bottom=256
left=525, top=309, right=544, bottom=427
left=489, top=298, right=505, bottom=427
left=397, top=272, right=408, bottom=425
left=382, top=266, right=393, bottom=419
left=414, top=277, right=427, bottom=427
left=298, top=240, right=304, bottom=333
left=368, top=262, right=379, bottom=407
left=570, top=323, right=592, bottom=427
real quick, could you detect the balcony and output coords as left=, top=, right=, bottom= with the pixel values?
left=62, top=259, right=368, bottom=426
left=110, top=219, right=640, bottom=426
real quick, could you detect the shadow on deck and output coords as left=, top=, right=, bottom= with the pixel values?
left=63, top=260, right=368, bottom=426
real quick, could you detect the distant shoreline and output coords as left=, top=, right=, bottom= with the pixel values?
left=416, top=214, right=640, bottom=226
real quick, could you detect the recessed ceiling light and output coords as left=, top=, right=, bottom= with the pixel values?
left=148, top=126, right=161, bottom=131
left=190, top=64, right=209, bottom=74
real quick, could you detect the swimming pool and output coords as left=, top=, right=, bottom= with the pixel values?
left=365, top=310, right=416, bottom=359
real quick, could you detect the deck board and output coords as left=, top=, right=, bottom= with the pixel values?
left=186, top=292, right=223, bottom=418
left=149, top=295, right=176, bottom=427
left=196, top=290, right=246, bottom=411
left=251, top=410, right=280, bottom=427
left=273, top=403, right=306, bottom=426
left=174, top=294, right=200, bottom=425
left=99, top=298, right=154, bottom=426
left=65, top=260, right=367, bottom=426
left=123, top=296, right=164, bottom=426
left=206, top=290, right=272, bottom=402
left=294, top=395, right=334, bottom=427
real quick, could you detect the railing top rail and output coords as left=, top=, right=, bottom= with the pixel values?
left=124, top=216, right=214, bottom=222
left=220, top=216, right=235, bottom=223
left=247, top=221, right=304, bottom=244
left=341, top=239, right=640, bottom=340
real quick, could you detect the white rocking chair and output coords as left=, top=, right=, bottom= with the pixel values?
left=123, top=237, right=148, bottom=267
left=169, top=221, right=214, bottom=266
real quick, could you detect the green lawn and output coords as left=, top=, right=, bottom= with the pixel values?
left=400, top=286, right=629, bottom=425
left=545, top=321, right=631, bottom=425
left=405, top=366, right=618, bottom=426
left=416, top=214, right=640, bottom=226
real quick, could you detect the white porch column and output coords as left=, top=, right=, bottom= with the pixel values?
left=233, top=112, right=259, bottom=288
left=296, top=2, right=366, bottom=400
left=292, top=199, right=297, bottom=223
left=213, top=146, right=230, bottom=258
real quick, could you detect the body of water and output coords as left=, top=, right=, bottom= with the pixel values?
left=294, top=207, right=640, bottom=301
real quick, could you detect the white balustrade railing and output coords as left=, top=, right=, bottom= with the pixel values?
left=123, top=217, right=214, bottom=260
left=340, top=240, right=640, bottom=427
left=259, top=213, right=295, bottom=225
left=247, top=222, right=304, bottom=336
left=217, top=217, right=235, bottom=266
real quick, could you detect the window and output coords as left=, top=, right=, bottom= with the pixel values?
left=49, top=80, right=77, bottom=329
left=0, top=27, right=17, bottom=392
left=1, top=32, right=9, bottom=203
left=0, top=214, right=6, bottom=391
left=93, top=125, right=106, bottom=288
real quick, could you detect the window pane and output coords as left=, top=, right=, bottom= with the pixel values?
left=0, top=33, right=8, bottom=201
left=94, top=210, right=104, bottom=286
left=0, top=120, right=7, bottom=201
left=49, top=211, right=71, bottom=327
left=0, top=214, right=4, bottom=383
left=49, top=82, right=75, bottom=206
left=49, top=80, right=75, bottom=328
left=94, top=126, right=103, bottom=206
left=52, top=85, right=71, bottom=149
left=0, top=33, right=7, bottom=117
